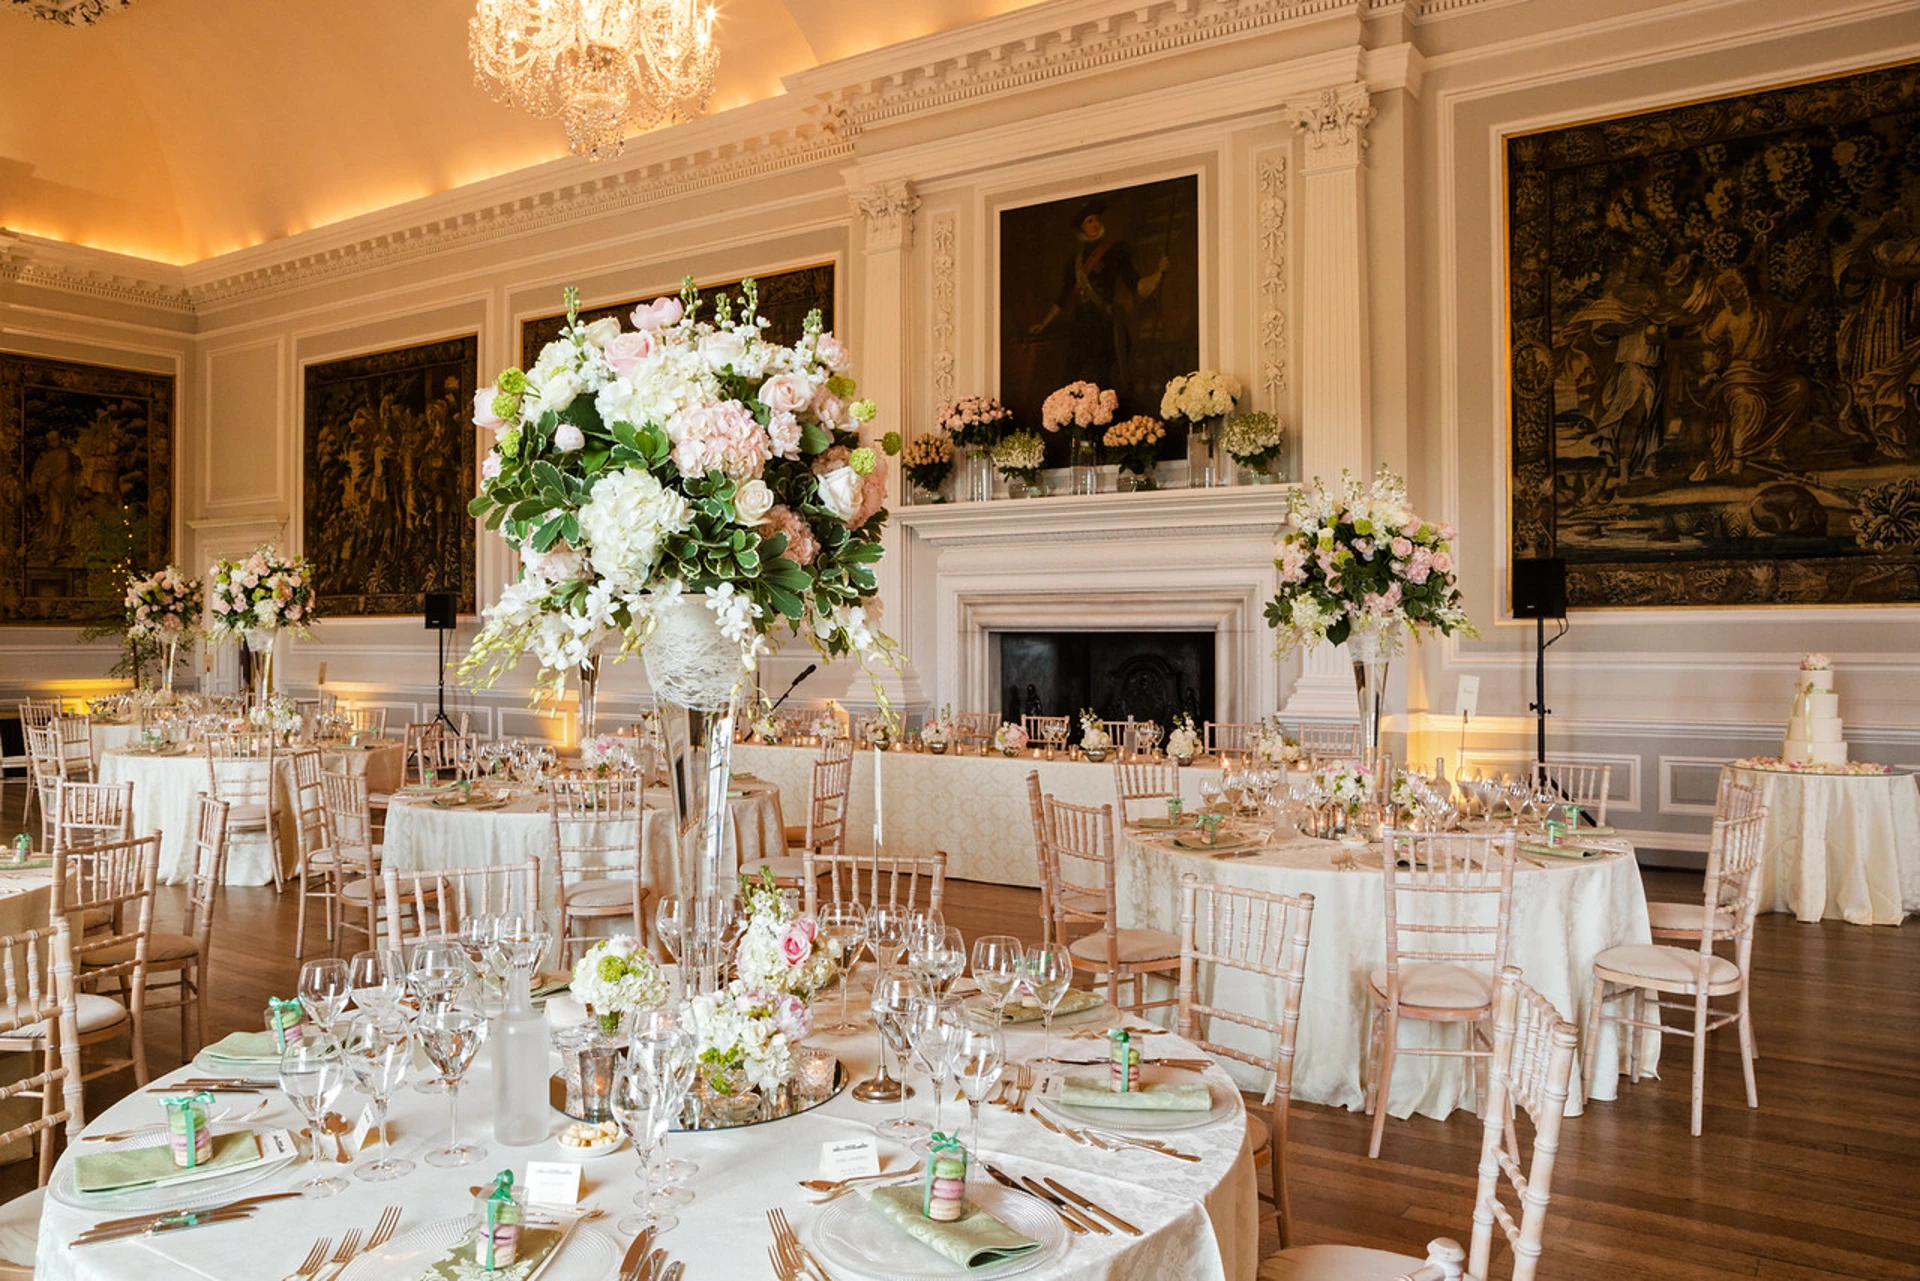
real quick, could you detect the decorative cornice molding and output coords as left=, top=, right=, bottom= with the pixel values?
left=0, top=235, right=193, bottom=314
left=5, top=0, right=132, bottom=25
left=1257, top=157, right=1290, bottom=411
left=1284, top=83, right=1376, bottom=169
left=929, top=209, right=958, bottom=411
left=850, top=180, right=920, bottom=253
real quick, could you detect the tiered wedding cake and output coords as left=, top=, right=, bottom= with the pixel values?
left=1783, top=653, right=1848, bottom=766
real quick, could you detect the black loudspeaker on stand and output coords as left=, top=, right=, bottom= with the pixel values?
left=1511, top=558, right=1567, bottom=773
left=424, top=592, right=460, bottom=734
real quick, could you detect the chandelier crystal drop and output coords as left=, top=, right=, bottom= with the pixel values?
left=469, top=0, right=720, bottom=161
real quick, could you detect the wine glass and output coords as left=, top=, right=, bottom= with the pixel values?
left=414, top=1002, right=488, bottom=1168
left=903, top=909, right=945, bottom=960
left=914, top=926, right=966, bottom=996
left=970, top=935, right=1024, bottom=1027
left=626, top=1008, right=699, bottom=1195
left=905, top=994, right=962, bottom=1148
left=347, top=949, right=403, bottom=1017
left=873, top=972, right=929, bottom=1142
left=610, top=1062, right=679, bottom=1236
left=342, top=1012, right=414, bottom=1182
left=407, top=939, right=473, bottom=1011
left=297, top=959, right=351, bottom=1034
left=1199, top=777, right=1224, bottom=813
left=867, top=906, right=906, bottom=974
left=654, top=896, right=688, bottom=965
left=1021, top=943, right=1075, bottom=1076
left=953, top=1023, right=1006, bottom=1167
left=817, top=901, right=868, bottom=1036
left=279, top=1031, right=348, bottom=1196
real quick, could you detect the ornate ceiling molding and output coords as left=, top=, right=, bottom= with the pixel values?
left=0, top=235, right=192, bottom=313
left=5, top=0, right=132, bottom=25
left=850, top=180, right=919, bottom=253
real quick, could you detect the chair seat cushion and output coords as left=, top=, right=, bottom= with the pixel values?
left=339, top=877, right=433, bottom=906
left=1059, top=889, right=1107, bottom=916
left=739, top=857, right=811, bottom=884
left=1069, top=927, right=1180, bottom=966
left=563, top=880, right=638, bottom=911
left=79, top=907, right=114, bottom=934
left=2, top=992, right=129, bottom=1041
left=224, top=803, right=271, bottom=828
left=0, top=1186, right=43, bottom=1266
left=1257, top=1244, right=1431, bottom=1281
left=1368, top=963, right=1494, bottom=1011
left=83, top=933, right=199, bottom=966
left=1593, top=943, right=1741, bottom=989
left=1645, top=901, right=1734, bottom=935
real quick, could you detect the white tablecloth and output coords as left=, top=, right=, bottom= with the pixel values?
left=34, top=1000, right=1256, bottom=1281
left=734, top=744, right=1227, bottom=886
left=0, top=868, right=54, bottom=1164
left=380, top=782, right=787, bottom=909
left=1115, top=828, right=1652, bottom=1120
left=87, top=721, right=143, bottom=761
left=99, top=743, right=406, bottom=886
left=1725, top=766, right=1920, bottom=926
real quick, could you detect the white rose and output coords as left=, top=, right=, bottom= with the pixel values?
left=701, top=330, right=747, bottom=371
left=532, top=339, right=574, bottom=380
left=758, top=372, right=812, bottom=414
left=536, top=371, right=582, bottom=416
left=814, top=465, right=863, bottom=523
left=734, top=478, right=774, bottom=524
left=554, top=423, right=586, bottom=452
left=580, top=317, right=622, bottom=348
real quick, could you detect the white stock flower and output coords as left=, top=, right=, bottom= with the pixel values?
left=576, top=469, right=693, bottom=592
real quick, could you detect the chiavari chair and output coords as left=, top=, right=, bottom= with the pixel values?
left=1040, top=792, right=1180, bottom=1015
left=1261, top=968, right=1578, bottom=1281
left=1111, top=758, right=1180, bottom=824
left=745, top=752, right=853, bottom=891
left=53, top=715, right=95, bottom=785
left=421, top=732, right=480, bottom=782
left=1205, top=721, right=1263, bottom=756
left=344, top=706, right=389, bottom=737
left=547, top=776, right=651, bottom=959
left=1365, top=828, right=1517, bottom=1159
left=1178, top=874, right=1315, bottom=1245
left=206, top=730, right=285, bottom=893
left=952, top=711, right=998, bottom=747
left=22, top=724, right=64, bottom=851
left=323, top=770, right=390, bottom=952
left=1298, top=721, right=1363, bottom=764
left=804, top=846, right=947, bottom=918
left=1021, top=714, right=1068, bottom=745
left=1647, top=776, right=1763, bottom=949
left=1025, top=771, right=1055, bottom=945
left=1585, top=807, right=1767, bottom=1136
left=51, top=780, right=134, bottom=854
left=0, top=916, right=88, bottom=1191
left=287, top=747, right=337, bottom=958
left=382, top=861, right=540, bottom=951
left=1531, top=760, right=1612, bottom=825
left=402, top=720, right=445, bottom=786
left=817, top=736, right=854, bottom=766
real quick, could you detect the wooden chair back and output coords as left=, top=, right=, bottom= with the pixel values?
left=345, top=707, right=388, bottom=736
left=1716, top=775, right=1763, bottom=822
left=382, top=861, right=541, bottom=949
left=287, top=748, right=328, bottom=857
left=805, top=850, right=947, bottom=917
left=1377, top=830, right=1517, bottom=1007
left=52, top=780, right=135, bottom=853
left=54, top=716, right=94, bottom=778
left=1205, top=721, right=1261, bottom=755
left=1532, top=761, right=1612, bottom=825
left=1039, top=793, right=1117, bottom=944
left=1025, top=770, right=1054, bottom=945
left=181, top=795, right=231, bottom=953
left=16, top=698, right=59, bottom=734
left=319, top=771, right=377, bottom=881
left=205, top=733, right=277, bottom=809
left=403, top=721, right=444, bottom=784
left=1298, top=721, right=1362, bottom=762
left=1177, top=872, right=1314, bottom=1093
left=1111, top=759, right=1179, bottom=823
left=0, top=917, right=86, bottom=1183
left=797, top=754, right=853, bottom=853
left=1698, top=809, right=1768, bottom=976
left=1022, top=714, right=1069, bottom=744
left=547, top=777, right=647, bottom=879
left=816, top=737, right=854, bottom=766
left=421, top=733, right=479, bottom=781
left=56, top=833, right=160, bottom=1000
left=953, top=712, right=998, bottom=745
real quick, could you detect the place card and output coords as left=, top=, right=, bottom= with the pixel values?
left=523, top=1160, right=584, bottom=1207
left=350, top=1104, right=382, bottom=1154
left=819, top=1137, right=881, bottom=1181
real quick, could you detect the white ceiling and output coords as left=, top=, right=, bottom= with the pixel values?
left=0, top=0, right=1051, bottom=264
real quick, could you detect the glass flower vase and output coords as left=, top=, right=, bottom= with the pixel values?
left=244, top=628, right=278, bottom=704
left=1186, top=418, right=1226, bottom=488
left=1066, top=439, right=1099, bottom=496
left=963, top=447, right=995, bottom=502
left=642, top=596, right=745, bottom=916
left=1346, top=617, right=1404, bottom=761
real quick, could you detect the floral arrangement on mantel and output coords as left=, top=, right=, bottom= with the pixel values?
left=1220, top=411, right=1285, bottom=473
left=460, top=282, right=897, bottom=699
left=688, top=980, right=813, bottom=1095
left=1265, top=467, right=1474, bottom=657
left=206, top=545, right=315, bottom=641
left=1313, top=759, right=1376, bottom=813
left=1041, top=380, right=1118, bottom=438
left=1730, top=756, right=1891, bottom=776
left=1160, top=369, right=1241, bottom=426
left=570, top=936, right=668, bottom=1035
left=900, top=435, right=955, bottom=497
left=734, top=871, right=836, bottom=999
left=991, top=431, right=1047, bottom=486
left=936, top=395, right=1013, bottom=449
left=991, top=722, right=1027, bottom=755
left=125, top=566, right=202, bottom=642
left=1103, top=416, right=1165, bottom=486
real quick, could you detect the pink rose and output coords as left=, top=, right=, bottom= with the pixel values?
left=1390, top=537, right=1413, bottom=558
left=630, top=297, right=684, bottom=330
left=777, top=923, right=812, bottom=966
left=603, top=330, right=656, bottom=376
left=1431, top=552, right=1453, bottom=573
left=1438, top=523, right=1457, bottom=542
left=473, top=387, right=504, bottom=430
left=759, top=373, right=813, bottom=414
left=481, top=453, right=502, bottom=481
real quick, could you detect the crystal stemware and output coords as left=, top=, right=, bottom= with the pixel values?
left=914, top=926, right=966, bottom=996
left=414, top=1002, right=488, bottom=1168
left=867, top=906, right=906, bottom=974
left=872, top=972, right=929, bottom=1138
left=406, top=939, right=473, bottom=1012
left=297, top=958, right=351, bottom=1034
left=969, top=935, right=1024, bottom=1027
left=610, top=1062, right=679, bottom=1236
left=626, top=1008, right=699, bottom=1194
left=347, top=949, right=404, bottom=1017
left=654, top=896, right=689, bottom=966
left=905, top=994, right=962, bottom=1149
left=953, top=1024, right=1006, bottom=1168
left=342, top=1012, right=414, bottom=1182
left=1020, top=943, right=1075, bottom=1076
left=818, top=900, right=868, bottom=1036
left=279, top=1031, right=348, bottom=1196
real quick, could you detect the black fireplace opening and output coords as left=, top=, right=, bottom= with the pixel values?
left=996, top=631, right=1214, bottom=730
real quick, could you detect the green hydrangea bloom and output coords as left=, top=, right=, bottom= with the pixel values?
left=492, top=392, right=521, bottom=422
left=596, top=954, right=627, bottom=984
left=849, top=447, right=877, bottom=477
left=826, top=375, right=857, bottom=400
left=497, top=368, right=528, bottom=395
left=850, top=399, right=878, bottom=424
left=880, top=431, right=902, bottom=455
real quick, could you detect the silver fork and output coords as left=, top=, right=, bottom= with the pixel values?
left=278, top=1237, right=331, bottom=1281
left=364, top=1206, right=402, bottom=1253
left=311, top=1228, right=361, bottom=1281
left=769, top=1207, right=830, bottom=1281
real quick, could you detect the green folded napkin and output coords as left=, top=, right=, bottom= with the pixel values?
left=1172, top=833, right=1257, bottom=853
left=201, top=1030, right=286, bottom=1064
left=1520, top=842, right=1605, bottom=860
left=75, top=1131, right=261, bottom=1193
left=531, top=973, right=572, bottom=1000
left=419, top=1224, right=565, bottom=1280
left=868, top=1185, right=1042, bottom=1270
left=1131, top=815, right=1193, bottom=831
left=1058, top=1076, right=1213, bottom=1111
left=0, top=859, right=52, bottom=872
left=999, top=988, right=1102, bottom=1024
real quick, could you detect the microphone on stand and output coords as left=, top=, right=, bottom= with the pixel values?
left=769, top=663, right=818, bottom=712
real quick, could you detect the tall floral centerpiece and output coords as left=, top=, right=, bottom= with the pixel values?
left=1041, top=380, right=1117, bottom=496
left=900, top=434, right=955, bottom=503
left=1220, top=411, right=1286, bottom=484
left=1264, top=467, right=1473, bottom=755
left=1103, top=416, right=1165, bottom=491
left=461, top=283, right=896, bottom=900
left=125, top=566, right=202, bottom=701
left=207, top=546, right=315, bottom=703
left=936, top=395, right=1012, bottom=502
left=1161, top=370, right=1241, bottom=488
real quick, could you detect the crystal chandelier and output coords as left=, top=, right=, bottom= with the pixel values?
left=469, top=0, right=720, bottom=161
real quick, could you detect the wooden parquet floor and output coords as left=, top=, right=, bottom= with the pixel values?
left=3, top=776, right=1914, bottom=1279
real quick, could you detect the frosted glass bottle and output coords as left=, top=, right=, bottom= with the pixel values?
left=491, top=968, right=548, bottom=1146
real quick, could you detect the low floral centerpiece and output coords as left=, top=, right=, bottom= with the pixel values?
left=752, top=711, right=784, bottom=744
left=687, top=981, right=813, bottom=1105
left=1256, top=718, right=1303, bottom=766
left=570, top=936, right=668, bottom=1036
left=735, top=871, right=835, bottom=999
left=125, top=565, right=203, bottom=699
left=1314, top=759, right=1376, bottom=815
left=580, top=733, right=634, bottom=775
left=1078, top=710, right=1112, bottom=761
left=920, top=708, right=953, bottom=754
left=992, top=722, right=1027, bottom=757
left=901, top=434, right=955, bottom=502
left=1103, top=416, right=1165, bottom=491
left=248, top=693, right=302, bottom=741
left=1166, top=713, right=1201, bottom=764
left=1219, top=411, right=1285, bottom=483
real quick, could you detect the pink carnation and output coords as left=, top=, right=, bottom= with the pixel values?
left=766, top=410, right=803, bottom=460
left=603, top=330, right=656, bottom=376
left=666, top=400, right=770, bottom=480
left=762, top=505, right=819, bottom=566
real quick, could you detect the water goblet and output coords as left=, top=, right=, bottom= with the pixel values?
left=610, top=1064, right=679, bottom=1236
left=871, top=972, right=929, bottom=1138
left=905, top=994, right=963, bottom=1148
left=867, top=906, right=906, bottom=974
left=342, top=1012, right=414, bottom=1182
left=414, top=1002, right=488, bottom=1168
left=916, top=926, right=966, bottom=996
left=1020, top=943, right=1074, bottom=1076
left=347, top=948, right=404, bottom=1017
left=279, top=1031, right=348, bottom=1196
left=297, top=958, right=351, bottom=1034
left=970, top=935, right=1024, bottom=1027
left=954, top=1024, right=1006, bottom=1168
left=817, top=901, right=869, bottom=1035
left=626, top=1008, right=699, bottom=1194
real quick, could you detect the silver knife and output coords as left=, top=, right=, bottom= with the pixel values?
left=72, top=1209, right=256, bottom=1246
left=617, top=1227, right=654, bottom=1281
left=76, top=1191, right=304, bottom=1238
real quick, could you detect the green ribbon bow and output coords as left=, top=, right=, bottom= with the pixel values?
left=1544, top=820, right=1566, bottom=846
left=267, top=997, right=302, bottom=1050
left=484, top=1170, right=516, bottom=1270
left=161, top=1091, right=216, bottom=1168
left=1109, top=1028, right=1139, bottom=1090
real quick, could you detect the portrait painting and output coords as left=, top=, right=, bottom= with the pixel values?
left=999, top=175, right=1200, bottom=464
left=520, top=263, right=835, bottom=370
left=0, top=354, right=172, bottom=624
left=1508, top=61, right=1920, bottom=607
left=302, top=337, right=478, bottom=617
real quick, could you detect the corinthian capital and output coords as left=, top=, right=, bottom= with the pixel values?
left=1285, top=84, right=1376, bottom=170
left=852, top=180, right=920, bottom=253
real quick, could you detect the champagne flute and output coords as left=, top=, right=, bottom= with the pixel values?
left=415, top=1002, right=487, bottom=1168
left=654, top=896, right=688, bottom=965
left=342, top=1012, right=414, bottom=1182
left=969, top=935, right=1024, bottom=1027
left=905, top=994, right=962, bottom=1147
left=279, top=1031, right=347, bottom=1196
left=954, top=1024, right=1006, bottom=1168
left=347, top=949, right=403, bottom=1017
left=1022, top=943, right=1074, bottom=1076
left=610, top=1063, right=678, bottom=1236
left=817, top=900, right=868, bottom=1035
left=297, top=958, right=350, bottom=1034
left=873, top=972, right=929, bottom=1140
left=627, top=1008, right=699, bottom=1194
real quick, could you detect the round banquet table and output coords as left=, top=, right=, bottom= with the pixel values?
left=379, top=780, right=788, bottom=909
left=1723, top=765, right=1920, bottom=926
left=0, top=866, right=55, bottom=1165
left=87, top=720, right=144, bottom=760
left=1115, top=825, right=1653, bottom=1119
left=32, top=994, right=1257, bottom=1281
left=98, top=742, right=407, bottom=886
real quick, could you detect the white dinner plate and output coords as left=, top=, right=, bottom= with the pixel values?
left=335, top=1216, right=619, bottom=1281
left=1040, top=1070, right=1237, bottom=1134
left=809, top=1181, right=1067, bottom=1281
left=192, top=1048, right=283, bottom=1082
left=50, top=1127, right=300, bottom=1212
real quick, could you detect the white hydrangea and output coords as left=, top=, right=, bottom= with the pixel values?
left=1160, top=369, right=1242, bottom=421
left=577, top=469, right=693, bottom=593
left=570, top=936, right=667, bottom=1030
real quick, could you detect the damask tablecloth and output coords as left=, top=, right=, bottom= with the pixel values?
left=1724, top=766, right=1920, bottom=926
left=99, top=743, right=406, bottom=885
left=733, top=743, right=1227, bottom=886
left=33, top=993, right=1257, bottom=1281
left=1115, top=829, right=1652, bottom=1119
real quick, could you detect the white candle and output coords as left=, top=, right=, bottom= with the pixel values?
left=873, top=742, right=884, bottom=851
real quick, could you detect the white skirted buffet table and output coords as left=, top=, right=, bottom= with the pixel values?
left=1722, top=764, right=1920, bottom=926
